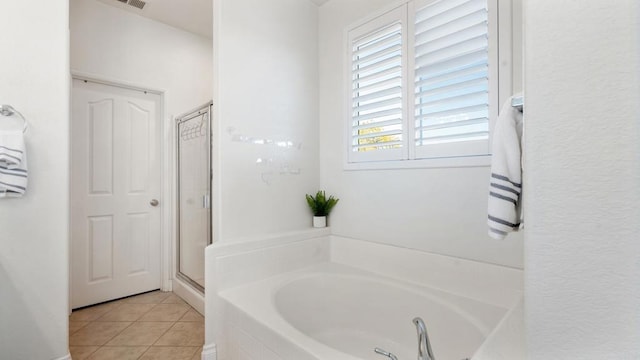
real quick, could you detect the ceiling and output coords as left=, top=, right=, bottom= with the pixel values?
left=96, top=0, right=330, bottom=39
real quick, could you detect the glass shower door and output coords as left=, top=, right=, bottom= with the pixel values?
left=176, top=102, right=212, bottom=292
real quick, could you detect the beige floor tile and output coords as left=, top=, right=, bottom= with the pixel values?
left=125, top=290, right=171, bottom=304
left=179, top=308, right=204, bottom=323
left=106, top=321, right=174, bottom=346
left=67, top=292, right=204, bottom=359
left=96, top=303, right=156, bottom=322
left=69, top=321, right=90, bottom=335
left=139, top=346, right=199, bottom=360
left=69, top=346, right=99, bottom=360
left=69, top=322, right=132, bottom=346
left=70, top=301, right=123, bottom=322
left=86, top=346, right=148, bottom=360
left=155, top=322, right=204, bottom=347
left=191, top=350, right=202, bottom=360
left=161, top=293, right=187, bottom=304
left=140, top=303, right=190, bottom=321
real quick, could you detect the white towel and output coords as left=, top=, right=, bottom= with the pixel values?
left=0, top=130, right=28, bottom=197
left=488, top=96, right=523, bottom=240
left=0, top=130, right=25, bottom=169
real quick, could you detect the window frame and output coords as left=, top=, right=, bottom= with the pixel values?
left=344, top=0, right=510, bottom=170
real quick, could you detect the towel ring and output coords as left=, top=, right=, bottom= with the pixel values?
left=0, top=105, right=27, bottom=133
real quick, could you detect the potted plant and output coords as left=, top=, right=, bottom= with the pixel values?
left=305, top=190, right=339, bottom=228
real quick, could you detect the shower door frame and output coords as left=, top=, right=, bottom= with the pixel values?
left=175, top=101, right=213, bottom=293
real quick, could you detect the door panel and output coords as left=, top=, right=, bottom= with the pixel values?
left=127, top=212, right=150, bottom=275
left=127, top=102, right=151, bottom=193
left=72, top=79, right=161, bottom=309
left=89, top=99, right=113, bottom=195
left=88, top=215, right=114, bottom=283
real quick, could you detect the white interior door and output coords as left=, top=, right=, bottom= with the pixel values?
left=71, top=79, right=162, bottom=309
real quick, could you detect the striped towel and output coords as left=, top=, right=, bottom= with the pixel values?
left=0, top=130, right=28, bottom=197
left=488, top=96, right=523, bottom=240
left=0, top=130, right=25, bottom=169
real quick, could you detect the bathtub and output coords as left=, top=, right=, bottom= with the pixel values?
left=205, top=233, right=524, bottom=360
left=219, top=262, right=510, bottom=360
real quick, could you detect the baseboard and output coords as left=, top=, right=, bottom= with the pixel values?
left=52, top=353, right=71, bottom=360
left=173, top=277, right=205, bottom=315
left=201, top=343, right=217, bottom=360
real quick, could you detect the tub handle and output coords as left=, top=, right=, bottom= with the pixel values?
left=374, top=347, right=398, bottom=360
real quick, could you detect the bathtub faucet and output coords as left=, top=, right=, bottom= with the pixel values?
left=413, top=317, right=435, bottom=360
left=374, top=347, right=398, bottom=360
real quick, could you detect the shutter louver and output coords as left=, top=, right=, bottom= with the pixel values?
left=351, top=22, right=404, bottom=156
left=414, top=0, right=490, bottom=158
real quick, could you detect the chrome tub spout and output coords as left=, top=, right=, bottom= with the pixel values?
left=413, top=317, right=435, bottom=360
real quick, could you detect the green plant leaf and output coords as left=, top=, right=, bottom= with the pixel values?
left=305, top=194, right=318, bottom=215
left=305, top=190, right=339, bottom=216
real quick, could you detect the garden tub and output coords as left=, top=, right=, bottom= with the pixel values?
left=219, top=262, right=511, bottom=360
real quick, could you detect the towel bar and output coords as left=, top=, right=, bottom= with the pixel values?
left=0, top=105, right=27, bottom=133
left=511, top=96, right=524, bottom=112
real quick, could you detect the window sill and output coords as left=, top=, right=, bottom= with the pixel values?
left=343, top=155, right=492, bottom=171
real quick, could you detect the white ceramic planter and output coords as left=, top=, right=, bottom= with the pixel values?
left=313, top=216, right=327, bottom=228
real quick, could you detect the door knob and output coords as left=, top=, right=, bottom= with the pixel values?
left=150, top=199, right=159, bottom=207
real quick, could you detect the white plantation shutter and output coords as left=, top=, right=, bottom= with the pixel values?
left=413, top=0, right=491, bottom=158
left=346, top=0, right=498, bottom=166
left=349, top=7, right=406, bottom=162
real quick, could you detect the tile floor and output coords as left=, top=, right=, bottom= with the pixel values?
left=69, top=291, right=204, bottom=360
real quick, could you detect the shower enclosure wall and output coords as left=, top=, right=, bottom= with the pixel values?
left=176, top=102, right=212, bottom=292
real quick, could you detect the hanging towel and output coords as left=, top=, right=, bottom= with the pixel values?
left=0, top=130, right=28, bottom=197
left=488, top=96, right=523, bottom=240
left=0, top=130, right=25, bottom=169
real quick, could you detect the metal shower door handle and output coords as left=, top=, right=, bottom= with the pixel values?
left=150, top=199, right=159, bottom=207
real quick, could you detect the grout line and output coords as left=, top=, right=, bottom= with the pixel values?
left=150, top=320, right=178, bottom=347
left=70, top=292, right=204, bottom=359
left=137, top=302, right=160, bottom=321
left=68, top=321, right=90, bottom=336
left=102, top=320, right=137, bottom=347
left=83, top=346, right=100, bottom=359
left=134, top=345, right=151, bottom=360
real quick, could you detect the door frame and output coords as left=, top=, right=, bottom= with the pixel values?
left=70, top=71, right=173, bottom=308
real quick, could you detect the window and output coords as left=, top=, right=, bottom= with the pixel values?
left=349, top=7, right=407, bottom=163
left=347, top=0, right=499, bottom=166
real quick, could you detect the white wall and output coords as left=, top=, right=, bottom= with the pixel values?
left=524, top=1, right=640, bottom=358
left=318, top=0, right=524, bottom=268
left=0, top=1, right=70, bottom=359
left=70, top=0, right=213, bottom=121
left=213, top=0, right=319, bottom=241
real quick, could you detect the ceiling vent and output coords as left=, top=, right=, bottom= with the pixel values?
left=116, top=0, right=146, bottom=10
left=128, top=0, right=146, bottom=9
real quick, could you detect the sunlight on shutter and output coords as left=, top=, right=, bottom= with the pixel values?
left=352, top=23, right=404, bottom=153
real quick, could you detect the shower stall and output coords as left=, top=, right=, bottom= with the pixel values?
left=176, top=102, right=212, bottom=292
